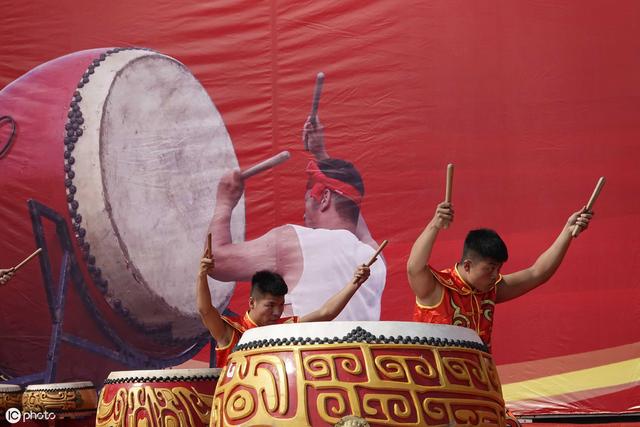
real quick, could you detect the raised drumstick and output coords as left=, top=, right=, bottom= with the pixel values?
left=366, top=240, right=388, bottom=267
left=572, top=176, right=605, bottom=237
left=445, top=163, right=454, bottom=203
left=240, top=151, right=291, bottom=180
left=305, top=72, right=325, bottom=151
left=310, top=72, right=325, bottom=124
left=206, top=233, right=212, bottom=255
left=12, top=248, right=43, bottom=273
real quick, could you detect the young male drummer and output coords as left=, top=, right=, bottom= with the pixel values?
left=407, top=200, right=593, bottom=351
left=197, top=246, right=370, bottom=367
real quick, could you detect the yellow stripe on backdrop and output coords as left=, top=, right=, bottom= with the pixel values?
left=502, top=357, right=640, bottom=402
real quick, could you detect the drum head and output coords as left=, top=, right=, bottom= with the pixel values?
left=24, top=382, right=94, bottom=391
left=106, top=368, right=221, bottom=382
left=238, top=321, right=484, bottom=346
left=70, top=49, right=244, bottom=341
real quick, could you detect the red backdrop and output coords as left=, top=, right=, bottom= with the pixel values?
left=1, top=0, right=639, bottom=416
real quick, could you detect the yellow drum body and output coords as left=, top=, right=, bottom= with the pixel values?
left=97, top=368, right=221, bottom=426
left=0, top=384, right=22, bottom=418
left=22, top=381, right=97, bottom=425
left=212, top=322, right=510, bottom=427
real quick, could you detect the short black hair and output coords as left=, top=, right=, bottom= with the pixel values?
left=251, top=270, right=288, bottom=298
left=461, top=229, right=508, bottom=263
left=317, top=158, right=364, bottom=224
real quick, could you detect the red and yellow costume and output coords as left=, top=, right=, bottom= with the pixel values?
left=413, top=264, right=501, bottom=349
left=215, top=311, right=299, bottom=368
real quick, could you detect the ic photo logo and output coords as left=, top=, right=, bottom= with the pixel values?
left=4, top=407, right=56, bottom=424
left=4, top=407, right=21, bottom=424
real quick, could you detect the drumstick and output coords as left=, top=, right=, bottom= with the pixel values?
left=206, top=233, right=212, bottom=255
left=572, top=176, right=605, bottom=237
left=445, top=163, right=454, bottom=204
left=366, top=240, right=388, bottom=267
left=12, top=248, right=42, bottom=273
left=305, top=72, right=325, bottom=151
left=240, top=151, right=291, bottom=180
left=310, top=72, right=325, bottom=124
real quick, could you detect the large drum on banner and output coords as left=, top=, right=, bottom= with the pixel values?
left=22, top=382, right=97, bottom=426
left=212, top=322, right=510, bottom=427
left=0, top=47, right=244, bottom=380
left=96, top=368, right=221, bottom=426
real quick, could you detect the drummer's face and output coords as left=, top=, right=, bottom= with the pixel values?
left=250, top=294, right=286, bottom=325
left=463, top=258, right=502, bottom=292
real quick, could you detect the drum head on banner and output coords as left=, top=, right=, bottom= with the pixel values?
left=0, top=48, right=244, bottom=359
left=69, top=49, right=244, bottom=341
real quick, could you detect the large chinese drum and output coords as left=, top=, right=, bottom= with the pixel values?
left=212, top=322, right=509, bottom=427
left=96, top=368, right=221, bottom=426
left=0, top=46, right=243, bottom=381
left=22, top=381, right=97, bottom=425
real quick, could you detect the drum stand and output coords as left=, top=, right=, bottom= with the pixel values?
left=4, top=199, right=214, bottom=386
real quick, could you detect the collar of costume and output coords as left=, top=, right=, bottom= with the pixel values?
left=430, top=264, right=502, bottom=295
left=244, top=311, right=259, bottom=328
left=306, top=160, right=363, bottom=206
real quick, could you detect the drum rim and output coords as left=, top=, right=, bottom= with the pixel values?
left=0, top=384, right=21, bottom=392
left=238, top=321, right=483, bottom=343
left=105, top=367, right=222, bottom=383
left=234, top=321, right=488, bottom=354
left=24, top=381, right=94, bottom=391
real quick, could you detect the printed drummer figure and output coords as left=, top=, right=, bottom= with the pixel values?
left=197, top=244, right=371, bottom=368
left=407, top=196, right=594, bottom=351
left=0, top=269, right=15, bottom=286
left=207, top=116, right=386, bottom=321
left=0, top=248, right=41, bottom=286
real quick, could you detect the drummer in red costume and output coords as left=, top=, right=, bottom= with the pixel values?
left=197, top=246, right=370, bottom=367
left=407, top=200, right=593, bottom=350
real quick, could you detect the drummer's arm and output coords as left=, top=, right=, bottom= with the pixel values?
left=299, top=265, right=370, bottom=322
left=407, top=202, right=452, bottom=306
left=497, top=208, right=592, bottom=303
left=303, top=117, right=378, bottom=251
left=207, top=225, right=299, bottom=282
left=208, top=169, right=300, bottom=281
left=197, top=256, right=232, bottom=347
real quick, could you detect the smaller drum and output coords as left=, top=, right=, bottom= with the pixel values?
left=22, top=381, right=97, bottom=426
left=97, top=368, right=221, bottom=427
left=0, top=384, right=23, bottom=417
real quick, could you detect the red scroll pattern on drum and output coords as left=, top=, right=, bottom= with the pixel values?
left=96, top=369, right=220, bottom=427
left=212, top=341, right=508, bottom=426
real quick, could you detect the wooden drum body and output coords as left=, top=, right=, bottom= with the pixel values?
left=97, top=368, right=221, bottom=426
left=0, top=384, right=22, bottom=419
left=212, top=322, right=510, bottom=427
left=22, top=381, right=97, bottom=425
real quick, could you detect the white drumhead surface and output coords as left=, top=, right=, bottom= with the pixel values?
left=25, top=381, right=94, bottom=391
left=107, top=367, right=221, bottom=381
left=72, top=50, right=244, bottom=340
left=238, top=321, right=483, bottom=345
left=0, top=384, right=21, bottom=392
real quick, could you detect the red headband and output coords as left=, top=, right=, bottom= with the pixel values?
left=306, top=161, right=363, bottom=206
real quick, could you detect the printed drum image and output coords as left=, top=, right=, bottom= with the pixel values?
left=0, top=47, right=244, bottom=380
